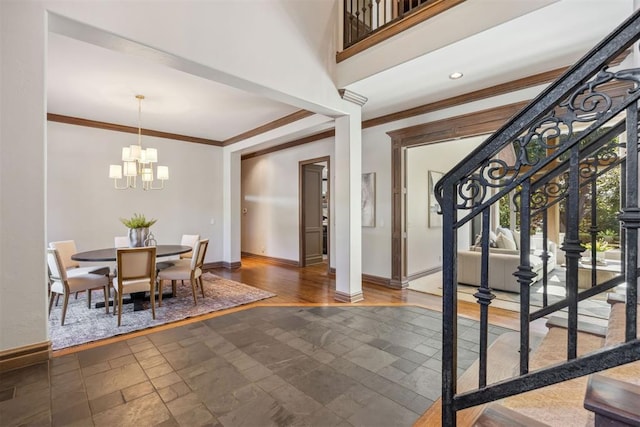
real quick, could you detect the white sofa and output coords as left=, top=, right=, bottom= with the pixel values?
left=457, top=229, right=557, bottom=293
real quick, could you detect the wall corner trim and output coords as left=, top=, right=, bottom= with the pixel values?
left=0, top=341, right=51, bottom=373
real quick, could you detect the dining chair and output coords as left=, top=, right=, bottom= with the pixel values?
left=49, top=240, right=111, bottom=276
left=47, top=248, right=110, bottom=325
left=114, top=236, right=129, bottom=248
left=112, top=247, right=157, bottom=326
left=158, top=239, right=209, bottom=306
left=179, top=234, right=200, bottom=259
left=49, top=240, right=111, bottom=304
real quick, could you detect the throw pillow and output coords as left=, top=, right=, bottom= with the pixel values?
left=511, top=229, right=521, bottom=249
left=496, top=232, right=517, bottom=250
left=496, top=226, right=517, bottom=249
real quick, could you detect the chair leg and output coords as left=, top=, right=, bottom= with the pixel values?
left=199, top=276, right=205, bottom=298
left=48, top=292, right=56, bottom=317
left=117, top=293, right=122, bottom=326
left=87, top=289, right=92, bottom=309
left=190, top=279, right=198, bottom=305
left=172, top=280, right=177, bottom=297
left=158, top=280, right=163, bottom=307
left=103, top=286, right=109, bottom=314
left=150, top=283, right=156, bottom=320
left=61, top=293, right=70, bottom=326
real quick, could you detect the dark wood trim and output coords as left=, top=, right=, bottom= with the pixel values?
left=407, top=266, right=442, bottom=282
left=239, top=68, right=569, bottom=162
left=362, top=273, right=392, bottom=288
left=223, top=110, right=314, bottom=145
left=240, top=252, right=300, bottom=267
left=363, top=49, right=629, bottom=129
left=221, top=261, right=242, bottom=270
left=0, top=341, right=51, bottom=373
left=203, top=261, right=225, bottom=270
left=337, top=0, right=466, bottom=63
left=47, top=113, right=223, bottom=146
left=387, top=101, right=528, bottom=142
left=367, top=70, right=564, bottom=130
left=241, top=129, right=335, bottom=161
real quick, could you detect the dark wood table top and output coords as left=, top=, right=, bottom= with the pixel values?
left=71, top=245, right=192, bottom=262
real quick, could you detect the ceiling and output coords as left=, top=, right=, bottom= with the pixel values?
left=47, top=0, right=635, bottom=152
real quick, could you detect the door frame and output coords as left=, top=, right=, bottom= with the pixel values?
left=299, top=156, right=330, bottom=269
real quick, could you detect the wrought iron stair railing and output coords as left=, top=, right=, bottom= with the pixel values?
left=435, top=9, right=640, bottom=426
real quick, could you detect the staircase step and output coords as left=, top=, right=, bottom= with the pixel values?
left=584, top=374, right=640, bottom=426
left=472, top=403, right=549, bottom=427
left=497, top=327, right=604, bottom=426
left=414, top=331, right=532, bottom=426
left=545, top=315, right=608, bottom=338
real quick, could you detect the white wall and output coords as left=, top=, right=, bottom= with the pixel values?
left=406, top=138, right=484, bottom=276
left=47, top=122, right=223, bottom=263
left=241, top=139, right=334, bottom=263
left=1, top=0, right=48, bottom=351
left=46, top=0, right=346, bottom=117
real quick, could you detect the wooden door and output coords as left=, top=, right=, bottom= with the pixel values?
left=302, top=164, right=324, bottom=265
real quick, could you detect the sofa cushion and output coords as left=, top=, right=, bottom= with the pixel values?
left=496, top=232, right=517, bottom=250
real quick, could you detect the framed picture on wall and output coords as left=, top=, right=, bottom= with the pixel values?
left=428, top=170, right=444, bottom=228
left=362, top=172, right=376, bottom=227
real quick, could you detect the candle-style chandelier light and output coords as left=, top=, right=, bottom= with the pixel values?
left=108, top=94, right=169, bottom=190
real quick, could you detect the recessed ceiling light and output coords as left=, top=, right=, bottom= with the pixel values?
left=449, top=72, right=463, bottom=80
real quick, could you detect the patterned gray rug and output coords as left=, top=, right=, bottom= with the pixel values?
left=49, top=272, right=276, bottom=350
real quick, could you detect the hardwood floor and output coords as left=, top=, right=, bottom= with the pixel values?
left=53, top=257, right=523, bottom=357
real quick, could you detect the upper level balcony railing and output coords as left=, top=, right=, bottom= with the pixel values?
left=340, top=0, right=463, bottom=60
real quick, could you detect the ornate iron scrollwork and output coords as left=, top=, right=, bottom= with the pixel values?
left=454, top=66, right=640, bottom=213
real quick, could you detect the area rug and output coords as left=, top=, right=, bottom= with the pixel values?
left=409, top=269, right=616, bottom=321
left=49, top=272, right=276, bottom=350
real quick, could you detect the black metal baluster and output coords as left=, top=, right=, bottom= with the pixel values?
left=441, top=181, right=458, bottom=427
left=590, top=177, right=598, bottom=286
left=564, top=144, right=582, bottom=360
left=474, top=208, right=495, bottom=387
left=541, top=209, right=549, bottom=307
left=515, top=180, right=535, bottom=374
left=621, top=102, right=639, bottom=341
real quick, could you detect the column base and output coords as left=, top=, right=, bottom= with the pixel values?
left=334, top=290, right=364, bottom=303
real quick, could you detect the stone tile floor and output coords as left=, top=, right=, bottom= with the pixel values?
left=0, top=306, right=510, bottom=426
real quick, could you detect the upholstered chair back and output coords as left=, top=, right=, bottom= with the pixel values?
left=49, top=240, right=80, bottom=269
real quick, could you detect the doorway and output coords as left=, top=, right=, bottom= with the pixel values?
left=299, top=157, right=330, bottom=267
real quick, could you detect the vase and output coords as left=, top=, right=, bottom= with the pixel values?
left=128, top=227, right=149, bottom=247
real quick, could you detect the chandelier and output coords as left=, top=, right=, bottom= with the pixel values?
left=108, top=94, right=169, bottom=190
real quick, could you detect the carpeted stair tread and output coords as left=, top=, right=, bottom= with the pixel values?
left=498, top=326, right=604, bottom=426
left=593, top=298, right=640, bottom=388
left=472, top=403, right=549, bottom=427
left=545, top=315, right=608, bottom=338
left=414, top=331, right=529, bottom=427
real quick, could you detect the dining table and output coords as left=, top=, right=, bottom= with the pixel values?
left=72, top=244, right=192, bottom=310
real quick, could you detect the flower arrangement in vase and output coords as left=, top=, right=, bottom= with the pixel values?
left=119, top=213, right=157, bottom=247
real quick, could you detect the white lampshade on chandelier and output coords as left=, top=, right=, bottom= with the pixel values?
left=109, top=94, right=169, bottom=190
